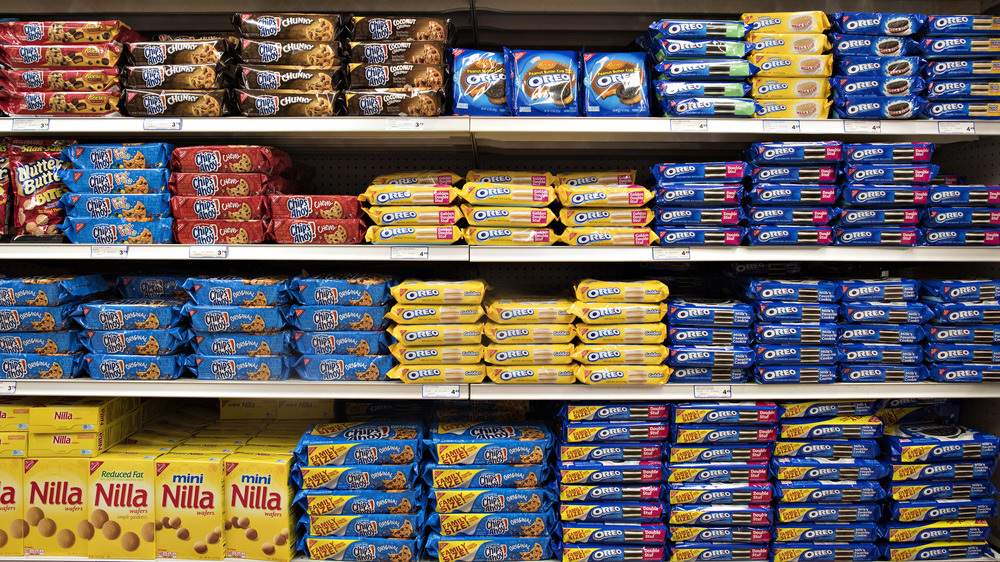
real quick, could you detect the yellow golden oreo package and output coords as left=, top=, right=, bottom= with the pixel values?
left=391, top=279, right=488, bottom=304
left=749, top=54, right=833, bottom=77
left=462, top=205, right=555, bottom=226
left=365, top=225, right=463, bottom=244
left=464, top=227, right=557, bottom=245
left=483, top=322, right=576, bottom=344
left=364, top=206, right=462, bottom=225
left=486, top=365, right=576, bottom=384
left=484, top=343, right=575, bottom=365
left=576, top=323, right=668, bottom=344
left=370, top=170, right=461, bottom=185
left=574, top=364, right=671, bottom=385
left=388, top=323, right=485, bottom=346
left=747, top=33, right=831, bottom=54
left=742, top=11, right=831, bottom=33
left=556, top=170, right=637, bottom=186
left=572, top=344, right=669, bottom=365
left=485, top=298, right=576, bottom=324
left=387, top=364, right=486, bottom=383
left=465, top=170, right=555, bottom=186
left=751, top=77, right=830, bottom=99
left=389, top=343, right=485, bottom=364
left=459, top=183, right=557, bottom=207
left=555, top=185, right=652, bottom=207
left=571, top=302, right=668, bottom=324
left=560, top=208, right=655, bottom=227
left=574, top=279, right=669, bottom=303
left=385, top=304, right=485, bottom=324
left=561, top=227, right=655, bottom=246
left=755, top=99, right=832, bottom=119
left=358, top=185, right=459, bottom=205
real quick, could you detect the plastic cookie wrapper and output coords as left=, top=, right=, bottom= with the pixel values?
left=428, top=511, right=556, bottom=536
left=423, top=463, right=550, bottom=489
left=181, top=303, right=287, bottom=333
left=831, top=34, right=918, bottom=57
left=887, top=520, right=990, bottom=543
left=372, top=170, right=460, bottom=186
left=771, top=439, right=881, bottom=459
left=779, top=401, right=879, bottom=419
left=561, top=522, right=667, bottom=544
left=672, top=402, right=779, bottom=424
left=0, top=353, right=80, bottom=379
left=0, top=274, right=105, bottom=307
left=659, top=97, right=759, bottom=117
left=561, top=442, right=665, bottom=462
left=294, top=463, right=419, bottom=491
left=834, top=56, right=926, bottom=77
left=556, top=170, right=636, bottom=186
left=464, top=227, right=556, bottom=245
left=458, top=182, right=556, bottom=207
left=574, top=365, right=672, bottom=385
left=390, top=279, right=487, bottom=305
left=74, top=298, right=184, bottom=330
left=572, top=344, right=668, bottom=365
left=295, top=355, right=395, bottom=381
left=296, top=513, right=424, bottom=539
left=741, top=11, right=831, bottom=33
left=838, top=324, right=925, bottom=344
left=668, top=482, right=773, bottom=505
left=563, top=422, right=670, bottom=443
left=425, top=535, right=554, bottom=562
left=267, top=194, right=362, bottom=220
left=484, top=343, right=573, bottom=365
left=465, top=170, right=554, bottom=185
left=285, top=305, right=391, bottom=331
left=561, top=501, right=666, bottom=523
left=771, top=543, right=882, bottom=562
left=755, top=365, right=837, bottom=384
left=748, top=54, right=833, bottom=77
left=366, top=205, right=461, bottom=226
left=386, top=363, right=486, bottom=384
left=62, top=193, right=171, bottom=219
left=82, top=353, right=182, bottom=380
left=184, top=354, right=291, bottom=381
left=462, top=205, right=554, bottom=227
left=485, top=298, right=574, bottom=325
left=181, top=275, right=288, bottom=306
left=385, top=304, right=484, bottom=324
left=289, top=273, right=396, bottom=306
left=61, top=218, right=174, bottom=244
left=775, top=524, right=884, bottom=543
left=358, top=184, right=459, bottom=206
left=389, top=343, right=484, bottom=364
left=832, top=12, right=927, bottom=35
left=664, top=462, right=771, bottom=483
left=560, top=403, right=671, bottom=422
left=577, top=323, right=667, bottom=345
left=365, top=225, right=462, bottom=244
left=648, top=19, right=749, bottom=40
left=656, top=80, right=750, bottom=99
left=0, top=330, right=81, bottom=355
left=746, top=141, right=842, bottom=164
left=775, top=479, right=886, bottom=502
left=483, top=322, right=574, bottom=344
left=82, top=328, right=189, bottom=356
left=485, top=365, right=575, bottom=384
left=830, top=76, right=926, bottom=98
left=771, top=457, right=891, bottom=480
left=60, top=168, right=170, bottom=194
left=572, top=302, right=668, bottom=325
left=747, top=33, right=830, bottom=55
left=755, top=99, right=831, bottom=119
left=562, top=227, right=655, bottom=246
left=670, top=424, right=777, bottom=444
left=779, top=415, right=883, bottom=439
left=670, top=526, right=772, bottom=543
left=390, top=324, right=484, bottom=346
left=556, top=185, right=652, bottom=208
left=430, top=487, right=556, bottom=513
left=293, top=487, right=424, bottom=515
left=192, top=331, right=291, bottom=356
left=574, top=279, right=669, bottom=304
left=654, top=207, right=744, bottom=226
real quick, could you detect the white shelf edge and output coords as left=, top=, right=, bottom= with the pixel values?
left=0, top=244, right=470, bottom=261
left=469, top=246, right=1000, bottom=263
left=0, top=117, right=472, bottom=135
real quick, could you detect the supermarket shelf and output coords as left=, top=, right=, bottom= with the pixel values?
left=468, top=382, right=1000, bottom=401
left=476, top=0, right=983, bottom=12
left=2, top=244, right=470, bottom=261
left=469, top=246, right=1000, bottom=263
left=10, top=0, right=471, bottom=13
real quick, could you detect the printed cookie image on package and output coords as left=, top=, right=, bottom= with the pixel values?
left=59, top=168, right=170, bottom=194
left=483, top=323, right=575, bottom=344
left=181, top=276, right=288, bottom=306
left=185, top=354, right=291, bottom=380
left=431, top=488, right=556, bottom=514
left=385, top=304, right=484, bottom=324
left=423, top=463, right=549, bottom=489
left=83, top=353, right=183, bottom=380
left=286, top=305, right=391, bottom=331
left=485, top=298, right=575, bottom=324
left=60, top=193, right=171, bottom=219
left=61, top=143, right=175, bottom=169
left=73, top=299, right=184, bottom=330
left=391, top=280, right=487, bottom=305
left=296, top=355, right=395, bottom=381
left=115, top=275, right=187, bottom=299
left=292, top=331, right=390, bottom=356
left=300, top=537, right=419, bottom=562
left=389, top=324, right=484, bottom=346
left=297, top=513, right=423, bottom=539
left=453, top=48, right=509, bottom=116
left=0, top=353, right=79, bottom=379
left=295, top=463, right=419, bottom=490
left=61, top=218, right=175, bottom=244
left=0, top=331, right=81, bottom=355
left=182, top=304, right=286, bottom=333
left=486, top=364, right=575, bottom=384
left=390, top=343, right=484, bottom=364
left=191, top=331, right=290, bottom=356
left=0, top=274, right=106, bottom=307
left=504, top=48, right=578, bottom=115
left=430, top=512, right=554, bottom=537
left=582, top=52, right=649, bottom=116
left=81, top=328, right=189, bottom=355
left=295, top=488, right=424, bottom=516
left=168, top=172, right=277, bottom=197
left=388, top=364, right=488, bottom=384
left=427, top=535, right=552, bottom=562
left=429, top=421, right=553, bottom=465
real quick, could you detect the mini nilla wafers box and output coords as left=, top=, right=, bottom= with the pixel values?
left=224, top=452, right=296, bottom=562
left=155, top=452, right=227, bottom=560
left=87, top=452, right=159, bottom=559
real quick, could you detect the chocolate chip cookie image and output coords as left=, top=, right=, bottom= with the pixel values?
left=406, top=94, right=440, bottom=116
left=412, top=43, right=442, bottom=64
left=414, top=20, right=446, bottom=41
left=413, top=66, right=444, bottom=90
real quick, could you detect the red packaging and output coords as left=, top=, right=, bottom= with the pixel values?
left=0, top=90, right=119, bottom=116
left=0, top=142, right=9, bottom=237
left=174, top=220, right=267, bottom=244
left=0, top=68, right=120, bottom=92
left=269, top=218, right=365, bottom=244
left=168, top=172, right=277, bottom=196
left=170, top=196, right=268, bottom=220
left=9, top=151, right=68, bottom=237
left=268, top=194, right=360, bottom=219
left=170, top=145, right=292, bottom=175
left=0, top=43, right=122, bottom=68
left=0, top=21, right=125, bottom=44
left=9, top=137, right=75, bottom=154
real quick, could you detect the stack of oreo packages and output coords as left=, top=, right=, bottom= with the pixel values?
left=922, top=14, right=1000, bottom=119
left=361, top=170, right=463, bottom=245
left=555, top=170, right=656, bottom=248
left=231, top=13, right=344, bottom=117
left=665, top=300, right=754, bottom=383
left=345, top=16, right=450, bottom=116
left=922, top=280, right=1000, bottom=382
left=922, top=168, right=1000, bottom=247
left=294, top=417, right=425, bottom=561
left=838, top=144, right=938, bottom=245
left=771, top=400, right=888, bottom=562
left=558, top=402, right=669, bottom=562
left=289, top=274, right=396, bottom=381
left=828, top=12, right=928, bottom=119
left=745, top=141, right=842, bottom=246
left=460, top=170, right=559, bottom=247
left=747, top=279, right=843, bottom=384
left=881, top=415, right=1000, bottom=561
left=652, top=161, right=749, bottom=246
left=426, top=417, right=556, bottom=562
left=837, top=278, right=932, bottom=382
left=745, top=12, right=834, bottom=115
left=642, top=18, right=758, bottom=118
left=483, top=294, right=578, bottom=384
left=667, top=402, right=778, bottom=561
left=0, top=275, right=105, bottom=379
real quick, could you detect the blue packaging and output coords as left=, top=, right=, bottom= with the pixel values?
left=833, top=13, right=928, bottom=36
left=835, top=57, right=925, bottom=76
left=929, top=185, right=1000, bottom=205
left=754, top=345, right=843, bottom=365
left=562, top=422, right=670, bottom=442
left=926, top=15, right=1000, bottom=36
left=667, top=482, right=773, bottom=504
left=296, top=513, right=424, bottom=538
left=778, top=418, right=884, bottom=440
left=0, top=331, right=80, bottom=355
left=655, top=184, right=743, bottom=206
left=182, top=276, right=288, bottom=306
left=558, top=461, right=663, bottom=484
left=429, top=421, right=553, bottom=465
left=61, top=143, right=176, bottom=169
left=667, top=444, right=771, bottom=463
left=659, top=97, right=759, bottom=117
left=561, top=522, right=667, bottom=544
left=839, top=364, right=929, bottom=383
left=927, top=300, right=1000, bottom=324
left=925, top=344, right=1000, bottom=363
left=887, top=521, right=990, bottom=542
left=841, top=301, right=933, bottom=323
left=891, top=459, right=996, bottom=481
left=654, top=81, right=750, bottom=99
left=885, top=542, right=993, bottom=561
left=755, top=302, right=838, bottom=323
left=926, top=59, right=1000, bottom=79
left=184, top=354, right=291, bottom=380
left=289, top=274, right=395, bottom=306
left=59, top=193, right=171, bottom=219
left=294, top=488, right=423, bottom=515
left=927, top=81, right=1000, bottom=99
left=652, top=162, right=749, bottom=183
left=774, top=524, right=884, bottom=543
left=654, top=207, right=743, bottom=226
left=667, top=346, right=755, bottom=368
left=891, top=481, right=997, bottom=500
left=746, top=184, right=839, bottom=205
left=929, top=101, right=1000, bottom=119
left=841, top=343, right=922, bottom=364
left=668, top=504, right=772, bottom=526
left=665, top=300, right=754, bottom=327
left=835, top=227, right=923, bottom=245
left=747, top=280, right=841, bottom=302
left=750, top=165, right=839, bottom=184
left=504, top=48, right=579, bottom=115
left=748, top=227, right=834, bottom=245
left=0, top=274, right=106, bottom=307
left=82, top=353, right=183, bottom=380
left=296, top=355, right=395, bottom=382
left=655, top=227, right=745, bottom=246
left=73, top=299, right=184, bottom=330
left=668, top=544, right=769, bottom=561
left=774, top=480, right=886, bottom=502
left=839, top=324, right=925, bottom=344
left=191, top=331, right=290, bottom=356
left=293, top=463, right=419, bottom=490
left=0, top=304, right=73, bottom=332
left=655, top=60, right=756, bottom=79
left=772, top=439, right=881, bottom=458
left=831, top=34, right=918, bottom=57
left=777, top=503, right=883, bottom=523
left=58, top=168, right=171, bottom=194
left=648, top=20, right=750, bottom=40
left=292, top=331, right=390, bottom=355
left=668, top=526, right=771, bottom=543
left=841, top=184, right=930, bottom=205
left=560, top=502, right=665, bottom=522
left=426, top=536, right=553, bottom=562
left=839, top=208, right=923, bottom=225
left=772, top=543, right=882, bottom=561
left=560, top=403, right=671, bottom=422
left=285, top=305, right=390, bottom=331
left=844, top=142, right=935, bottom=164
left=669, top=327, right=752, bottom=346
left=890, top=499, right=998, bottom=521
left=664, top=462, right=771, bottom=482
left=61, top=218, right=174, bottom=244
left=927, top=326, right=1000, bottom=344
left=428, top=511, right=555, bottom=536
left=925, top=207, right=1000, bottom=227
left=559, top=443, right=664, bottom=462
left=877, top=400, right=961, bottom=425
left=671, top=425, right=776, bottom=444
left=649, top=39, right=749, bottom=59
left=747, top=142, right=843, bottom=165
left=833, top=96, right=927, bottom=119
left=181, top=304, right=286, bottom=333
left=668, top=367, right=750, bottom=383
left=924, top=229, right=1000, bottom=246
left=582, top=52, right=650, bottom=116
left=845, top=164, right=938, bottom=184
left=779, top=401, right=880, bottom=419
left=424, top=463, right=549, bottom=489
left=115, top=275, right=187, bottom=299
left=747, top=207, right=834, bottom=225
left=81, top=328, right=188, bottom=355
left=451, top=48, right=510, bottom=116
left=0, top=353, right=79, bottom=379
left=672, top=402, right=779, bottom=425
left=922, top=280, right=1000, bottom=301
left=830, top=76, right=926, bottom=97
left=755, top=366, right=837, bottom=384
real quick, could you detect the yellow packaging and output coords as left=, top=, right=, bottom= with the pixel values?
left=28, top=418, right=124, bottom=458
left=756, top=99, right=832, bottom=119
left=185, top=437, right=249, bottom=446
left=238, top=445, right=295, bottom=455
left=561, top=227, right=655, bottom=246
left=742, top=11, right=831, bottom=33
left=464, top=227, right=556, bottom=245
left=275, top=400, right=333, bottom=419
left=388, top=323, right=485, bottom=346
left=575, top=365, right=671, bottom=385
left=483, top=322, right=576, bottom=344
left=154, top=452, right=226, bottom=560
left=576, top=323, right=668, bottom=344
left=0, top=458, right=22, bottom=556
left=364, top=206, right=462, bottom=225
left=571, top=302, right=668, bottom=324
left=365, top=225, right=463, bottom=244
left=572, top=345, right=668, bottom=365
left=459, top=183, right=556, bottom=207
left=750, top=54, right=833, bottom=77
left=0, top=432, right=26, bottom=457
left=0, top=398, right=38, bottom=431
left=387, top=364, right=486, bottom=384
left=358, top=185, right=459, bottom=206
left=574, top=279, right=669, bottom=303
left=389, top=343, right=485, bottom=365
left=390, top=279, right=487, bottom=305
left=560, top=208, right=655, bottom=227
left=555, top=185, right=652, bottom=207
left=484, top=343, right=575, bottom=365
left=485, top=365, right=575, bottom=384
left=124, top=433, right=183, bottom=446
left=556, top=170, right=636, bottom=186
left=170, top=445, right=239, bottom=454
left=29, top=397, right=137, bottom=433
left=107, top=445, right=173, bottom=455
left=23, top=457, right=89, bottom=557
left=747, top=33, right=831, bottom=54
left=751, top=77, right=830, bottom=99
left=224, top=453, right=296, bottom=562
left=219, top=400, right=277, bottom=420
left=87, top=452, right=158, bottom=559
left=484, top=298, right=576, bottom=324
left=465, top=170, right=554, bottom=186
left=370, top=170, right=460, bottom=186
left=385, top=305, right=484, bottom=324
left=462, top=205, right=555, bottom=227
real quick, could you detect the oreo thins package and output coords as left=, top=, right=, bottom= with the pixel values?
left=452, top=48, right=509, bottom=116
left=582, top=52, right=649, bottom=116
left=505, top=48, right=579, bottom=115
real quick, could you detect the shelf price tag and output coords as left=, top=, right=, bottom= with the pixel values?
left=12, top=118, right=49, bottom=131
left=843, top=120, right=881, bottom=133
left=421, top=385, right=461, bottom=399
left=694, top=385, right=732, bottom=398
left=390, top=246, right=429, bottom=260
left=669, top=119, right=708, bottom=132
left=143, top=117, right=182, bottom=131
left=386, top=118, right=425, bottom=130
left=91, top=245, right=128, bottom=258
left=0, top=382, right=15, bottom=395
left=763, top=120, right=800, bottom=133
left=189, top=245, right=228, bottom=258
left=938, top=121, right=975, bottom=134
left=652, top=247, right=691, bottom=260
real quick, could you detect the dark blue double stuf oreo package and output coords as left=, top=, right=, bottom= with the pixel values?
left=929, top=184, right=1000, bottom=205
left=745, top=184, right=839, bottom=205
left=833, top=96, right=927, bottom=119
left=924, top=229, right=1000, bottom=246
left=841, top=185, right=929, bottom=206
left=655, top=227, right=745, bottom=246
left=504, top=48, right=578, bottom=115
left=748, top=226, right=834, bottom=246
left=830, top=34, right=918, bottom=57
left=839, top=208, right=922, bottom=225
left=830, top=76, right=926, bottom=97
left=451, top=48, right=510, bottom=116
left=746, top=142, right=842, bottom=165
left=835, top=56, right=925, bottom=77
left=832, top=13, right=928, bottom=36
left=844, top=142, right=935, bottom=164
left=926, top=207, right=1000, bottom=227
left=582, top=52, right=649, bottom=116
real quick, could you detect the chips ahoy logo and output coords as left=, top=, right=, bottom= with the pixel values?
left=22, top=70, right=43, bottom=89
left=0, top=311, right=19, bottom=332
left=193, top=200, right=221, bottom=219
left=256, top=15, right=281, bottom=37
left=23, top=23, right=43, bottom=42
left=98, top=359, right=126, bottom=379
left=365, top=65, right=390, bottom=86
left=255, top=96, right=280, bottom=116
left=364, top=44, right=389, bottom=64
left=257, top=70, right=281, bottom=89
left=0, top=359, right=26, bottom=378
left=18, top=46, right=41, bottom=65
left=312, top=310, right=338, bottom=331
left=359, top=95, right=384, bottom=115
left=143, top=44, right=167, bottom=65
left=208, top=288, right=233, bottom=305
left=290, top=222, right=316, bottom=243
left=259, top=42, right=281, bottom=63
left=287, top=197, right=312, bottom=219
left=142, top=94, right=167, bottom=115
left=318, top=359, right=344, bottom=379
left=85, top=198, right=113, bottom=218
left=368, top=19, right=393, bottom=40
left=141, top=67, right=165, bottom=87
left=88, top=149, right=116, bottom=169
left=88, top=173, right=114, bottom=193
left=482, top=545, right=508, bottom=562
left=91, top=223, right=119, bottom=244
left=0, top=337, right=23, bottom=354
left=191, top=225, right=219, bottom=244
left=210, top=360, right=237, bottom=379
left=210, top=338, right=236, bottom=354
left=192, top=175, right=219, bottom=195
left=139, top=279, right=164, bottom=297
left=24, top=93, right=44, bottom=111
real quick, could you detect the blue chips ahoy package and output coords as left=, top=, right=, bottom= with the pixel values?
left=83, top=353, right=183, bottom=380
left=425, top=463, right=548, bottom=489
left=429, top=421, right=553, bottom=465
left=61, top=143, right=176, bottom=169
left=504, top=48, right=579, bottom=115
left=0, top=304, right=74, bottom=332
left=425, top=535, right=554, bottom=562
left=58, top=168, right=171, bottom=194
left=292, top=331, right=390, bottom=355
left=59, top=193, right=171, bottom=219
left=0, top=353, right=79, bottom=379
left=191, top=330, right=289, bottom=356
left=428, top=511, right=556, bottom=536
left=185, top=354, right=291, bottom=380
left=296, top=513, right=424, bottom=538
left=294, top=463, right=419, bottom=490
left=0, top=331, right=80, bottom=355
left=182, top=304, right=285, bottom=333
left=289, top=274, right=395, bottom=306
left=833, top=13, right=927, bottom=36
left=295, top=421, right=424, bottom=467
left=61, top=218, right=175, bottom=244
left=115, top=275, right=187, bottom=299
left=434, top=488, right=556, bottom=513
left=452, top=48, right=510, bottom=116
left=294, top=488, right=423, bottom=515
left=81, top=328, right=188, bottom=355
left=73, top=299, right=184, bottom=330
left=286, top=305, right=390, bottom=331
left=181, top=276, right=288, bottom=306
left=0, top=275, right=106, bottom=306
left=295, top=355, right=394, bottom=381
left=582, top=52, right=649, bottom=116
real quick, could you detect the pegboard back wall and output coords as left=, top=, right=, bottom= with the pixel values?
left=935, top=138, right=1000, bottom=184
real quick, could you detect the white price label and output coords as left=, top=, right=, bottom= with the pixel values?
left=390, top=246, right=429, bottom=260
left=763, top=120, right=800, bottom=133
left=386, top=118, right=425, bottom=130
left=670, top=119, right=708, bottom=131
left=651, top=247, right=691, bottom=260
left=12, top=118, right=49, bottom=131
left=844, top=120, right=881, bottom=133
left=421, top=385, right=461, bottom=399
left=189, top=245, right=228, bottom=258
left=938, top=121, right=975, bottom=134
left=143, top=117, right=182, bottom=131
left=694, top=385, right=732, bottom=398
left=91, top=245, right=128, bottom=258
left=0, top=382, right=15, bottom=395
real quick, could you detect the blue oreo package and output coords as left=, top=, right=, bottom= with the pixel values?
left=664, top=462, right=771, bottom=483
left=774, top=524, right=883, bottom=543
left=841, top=343, right=922, bottom=363
left=832, top=96, right=927, bottom=119
left=671, top=425, right=777, bottom=444
left=754, top=345, right=843, bottom=365
left=884, top=542, right=993, bottom=561
left=925, top=344, right=1000, bottom=364
left=669, top=526, right=771, bottom=543
left=668, top=367, right=750, bottom=383
left=58, top=168, right=171, bottom=194
left=61, top=218, right=174, bottom=244
left=927, top=300, right=1000, bottom=324
left=746, top=142, right=843, bottom=165
left=654, top=81, right=750, bottom=99
left=831, top=34, right=917, bottom=57
left=928, top=363, right=1000, bottom=382
left=748, top=226, right=834, bottom=246
left=559, top=443, right=664, bottom=462
left=668, top=327, right=752, bottom=346
left=778, top=418, right=884, bottom=441
left=659, top=97, right=759, bottom=117
left=833, top=13, right=928, bottom=36
left=754, top=366, right=837, bottom=384
left=746, top=280, right=841, bottom=302
left=925, top=207, right=1000, bottom=227
left=655, top=227, right=745, bottom=246
left=922, top=280, right=1000, bottom=302
left=451, top=48, right=510, bottom=116
left=582, top=52, right=649, bottom=116
left=0, top=353, right=79, bottom=379
left=891, top=460, right=996, bottom=481
left=652, top=162, right=749, bottom=183
left=927, top=326, right=1000, bottom=344
left=0, top=304, right=74, bottom=332
left=59, top=193, right=171, bottom=219
left=424, top=463, right=548, bottom=489
left=82, top=353, right=183, bottom=380
left=181, top=304, right=286, bottom=333
left=655, top=60, right=756, bottom=79
left=776, top=503, right=883, bottom=523
left=750, top=166, right=839, bottom=184
left=115, top=275, right=187, bottom=299
left=830, top=76, right=926, bottom=97
left=558, top=461, right=663, bottom=484
left=667, top=482, right=773, bottom=504
left=891, top=481, right=997, bottom=500
left=839, top=208, right=923, bottom=225
left=772, top=439, right=880, bottom=459
left=835, top=57, right=925, bottom=76
left=504, top=48, right=579, bottom=115
left=929, top=100, right=1000, bottom=120
left=890, top=499, right=998, bottom=521
left=285, top=305, right=390, bottom=331
left=296, top=355, right=395, bottom=382
left=839, top=324, right=925, bottom=344
left=0, top=331, right=80, bottom=355
left=0, top=274, right=106, bottom=306
left=292, top=331, right=390, bottom=355
left=927, top=81, right=1000, bottom=99
left=671, top=402, right=779, bottom=424
left=184, top=354, right=291, bottom=381
left=289, top=274, right=395, bottom=306
left=653, top=207, right=743, bottom=226
left=667, top=444, right=771, bottom=463
left=73, top=299, right=184, bottom=330
left=81, top=328, right=188, bottom=355
left=926, top=228, right=1000, bottom=246
left=667, top=543, right=769, bottom=561
left=844, top=142, right=935, bottom=164
left=562, top=422, right=670, bottom=443
left=839, top=302, right=933, bottom=324
left=61, top=143, right=176, bottom=169
left=654, top=185, right=743, bottom=206
left=561, top=522, right=667, bottom=544
left=841, top=185, right=930, bottom=205
left=926, top=60, right=1000, bottom=79
left=560, top=502, right=666, bottom=522
left=845, top=164, right=939, bottom=184
left=667, top=347, right=755, bottom=368
left=887, top=521, right=990, bottom=542
left=835, top=227, right=923, bottom=246
left=839, top=364, right=929, bottom=383
left=649, top=39, right=749, bottom=60
left=182, top=276, right=288, bottom=306
left=746, top=184, right=839, bottom=205
left=560, top=403, right=671, bottom=422
left=560, top=484, right=664, bottom=502
left=648, top=20, right=749, bottom=40
left=191, top=331, right=290, bottom=356
left=929, top=185, right=1000, bottom=205
left=294, top=488, right=423, bottom=515
left=755, top=302, right=838, bottom=323
left=772, top=543, right=882, bottom=561
left=775, top=480, right=885, bottom=502
left=876, top=399, right=961, bottom=425
left=668, top=505, right=772, bottom=526
left=779, top=401, right=880, bottom=419
left=665, top=300, right=754, bottom=327
left=926, top=15, right=1000, bottom=36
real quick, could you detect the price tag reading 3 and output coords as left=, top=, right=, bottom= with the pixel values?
left=386, top=118, right=425, bottom=131
left=189, top=245, right=228, bottom=258
left=0, top=382, right=15, bottom=395
left=11, top=118, right=49, bottom=131
left=143, top=117, right=182, bottom=131
left=91, top=245, right=128, bottom=258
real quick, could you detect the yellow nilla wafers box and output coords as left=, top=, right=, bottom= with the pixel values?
left=0, top=458, right=22, bottom=557
left=23, top=457, right=89, bottom=557
left=87, top=452, right=159, bottom=559
left=224, top=453, right=297, bottom=562
left=155, top=452, right=226, bottom=560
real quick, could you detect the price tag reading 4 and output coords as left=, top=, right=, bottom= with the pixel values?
left=91, top=245, right=128, bottom=258
left=844, top=120, right=881, bottom=133
left=938, top=121, right=975, bottom=134
left=694, top=385, right=732, bottom=398
left=189, top=245, right=228, bottom=258
left=390, top=246, right=429, bottom=260
left=652, top=247, right=691, bottom=260
left=670, top=119, right=708, bottom=132
left=763, top=120, right=800, bottom=133
left=421, top=385, right=461, bottom=399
